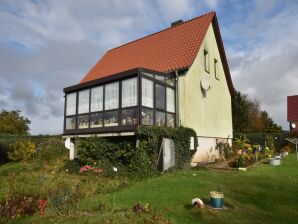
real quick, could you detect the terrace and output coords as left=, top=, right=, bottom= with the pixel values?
left=63, top=68, right=177, bottom=136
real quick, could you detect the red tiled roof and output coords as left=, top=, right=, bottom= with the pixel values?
left=80, top=12, right=235, bottom=95
left=81, top=12, right=214, bottom=83
left=288, top=95, right=298, bottom=121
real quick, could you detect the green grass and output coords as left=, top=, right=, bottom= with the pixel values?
left=1, top=153, right=298, bottom=223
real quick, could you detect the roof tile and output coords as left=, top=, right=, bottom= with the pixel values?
left=80, top=12, right=215, bottom=83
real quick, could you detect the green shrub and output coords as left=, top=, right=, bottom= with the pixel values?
left=7, top=140, right=36, bottom=161
left=76, top=126, right=197, bottom=178
left=35, top=137, right=66, bottom=161
left=62, top=159, right=83, bottom=174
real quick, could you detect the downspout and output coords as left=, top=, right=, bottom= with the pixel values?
left=175, top=70, right=180, bottom=127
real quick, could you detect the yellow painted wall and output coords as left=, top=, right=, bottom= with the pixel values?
left=179, top=22, right=233, bottom=139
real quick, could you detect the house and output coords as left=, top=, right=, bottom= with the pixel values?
left=63, top=12, right=235, bottom=163
left=287, top=95, right=298, bottom=131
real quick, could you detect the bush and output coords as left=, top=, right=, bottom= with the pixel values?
left=0, top=195, right=37, bottom=220
left=35, top=137, right=66, bottom=161
left=76, top=126, right=197, bottom=178
left=7, top=140, right=36, bottom=161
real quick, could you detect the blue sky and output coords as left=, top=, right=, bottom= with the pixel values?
left=0, top=0, right=297, bottom=134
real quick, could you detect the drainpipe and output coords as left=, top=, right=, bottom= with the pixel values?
left=175, top=70, right=180, bottom=127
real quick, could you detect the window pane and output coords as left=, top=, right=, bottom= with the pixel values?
left=155, top=84, right=165, bottom=110
left=91, top=86, right=103, bottom=112
left=78, top=115, right=89, bottom=129
left=155, top=111, right=165, bottom=126
left=141, top=108, right=153, bottom=125
left=142, top=78, right=153, bottom=108
left=155, top=74, right=165, bottom=82
left=104, top=111, right=118, bottom=127
left=105, top=82, right=119, bottom=110
left=66, top=93, right=76, bottom=116
left=167, top=113, right=175, bottom=128
left=65, top=116, right=76, bottom=130
left=90, top=113, right=103, bottom=128
left=122, top=78, right=137, bottom=108
left=166, top=77, right=175, bottom=86
left=142, top=72, right=154, bottom=78
left=78, top=89, right=89, bottom=114
left=121, top=108, right=137, bottom=125
left=166, top=87, right=175, bottom=113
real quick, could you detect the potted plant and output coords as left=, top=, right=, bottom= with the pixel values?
left=210, top=187, right=224, bottom=209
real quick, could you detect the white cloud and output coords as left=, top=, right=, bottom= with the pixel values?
left=228, top=1, right=298, bottom=130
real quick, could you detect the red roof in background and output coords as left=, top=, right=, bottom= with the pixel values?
left=288, top=95, right=298, bottom=121
left=79, top=12, right=235, bottom=95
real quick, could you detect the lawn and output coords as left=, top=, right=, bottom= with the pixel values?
left=1, top=153, right=298, bottom=223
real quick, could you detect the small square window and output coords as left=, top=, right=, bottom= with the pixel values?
left=90, top=113, right=103, bottom=128
left=65, top=117, right=76, bottom=130
left=141, top=108, right=153, bottom=125
left=104, top=111, right=118, bottom=127
left=155, top=111, right=165, bottom=126
left=78, top=115, right=89, bottom=129
left=121, top=108, right=137, bottom=125
left=166, top=113, right=175, bottom=128
left=204, top=50, right=209, bottom=73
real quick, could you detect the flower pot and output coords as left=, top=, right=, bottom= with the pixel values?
left=210, top=191, right=224, bottom=209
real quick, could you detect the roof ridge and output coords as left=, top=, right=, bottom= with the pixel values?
left=108, top=11, right=215, bottom=52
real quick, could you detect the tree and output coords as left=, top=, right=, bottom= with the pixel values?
left=0, top=110, right=31, bottom=135
left=232, top=91, right=282, bottom=133
left=232, top=91, right=250, bottom=132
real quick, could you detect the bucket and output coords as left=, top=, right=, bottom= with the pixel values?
left=211, top=197, right=223, bottom=208
left=210, top=191, right=224, bottom=209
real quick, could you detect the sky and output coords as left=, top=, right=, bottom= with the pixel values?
left=0, top=0, right=297, bottom=134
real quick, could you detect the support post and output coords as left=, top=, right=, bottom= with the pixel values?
left=69, top=138, right=75, bottom=160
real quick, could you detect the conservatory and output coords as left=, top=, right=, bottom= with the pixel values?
left=63, top=68, right=176, bottom=136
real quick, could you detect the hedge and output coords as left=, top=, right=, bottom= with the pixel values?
left=77, top=126, right=198, bottom=178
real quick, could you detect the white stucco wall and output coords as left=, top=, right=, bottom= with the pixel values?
left=178, top=22, right=233, bottom=162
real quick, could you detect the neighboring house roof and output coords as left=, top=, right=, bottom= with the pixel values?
left=288, top=95, right=298, bottom=121
left=80, top=11, right=235, bottom=95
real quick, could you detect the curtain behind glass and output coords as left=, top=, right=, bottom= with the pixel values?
left=91, top=86, right=103, bottom=112
left=142, top=78, right=153, bottom=108
left=78, top=90, right=89, bottom=114
left=122, top=78, right=137, bottom=108
left=105, top=82, right=119, bottom=110
left=66, top=93, right=76, bottom=116
left=166, top=88, right=175, bottom=113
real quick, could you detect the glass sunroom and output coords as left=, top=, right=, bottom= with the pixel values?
left=63, top=68, right=176, bottom=136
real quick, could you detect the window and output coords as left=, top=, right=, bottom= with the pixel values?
left=141, top=108, right=153, bottom=125
left=104, top=111, right=118, bottom=127
left=66, top=93, right=76, bottom=116
left=155, top=74, right=165, bottom=82
left=166, top=87, right=175, bottom=113
left=214, top=59, right=219, bottom=80
left=91, top=86, right=103, bottom=112
left=155, top=111, right=165, bottom=126
left=142, top=72, right=154, bottom=78
left=122, top=78, right=137, bottom=108
left=204, top=50, right=209, bottom=73
left=121, top=108, right=137, bottom=125
left=78, top=115, right=89, bottom=129
left=78, top=89, right=89, bottom=114
left=90, top=113, right=103, bottom=128
left=167, top=113, right=175, bottom=128
left=105, top=82, right=119, bottom=110
left=65, top=117, right=76, bottom=130
left=142, top=78, right=153, bottom=108
left=155, top=84, right=165, bottom=110
left=166, top=77, right=175, bottom=86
